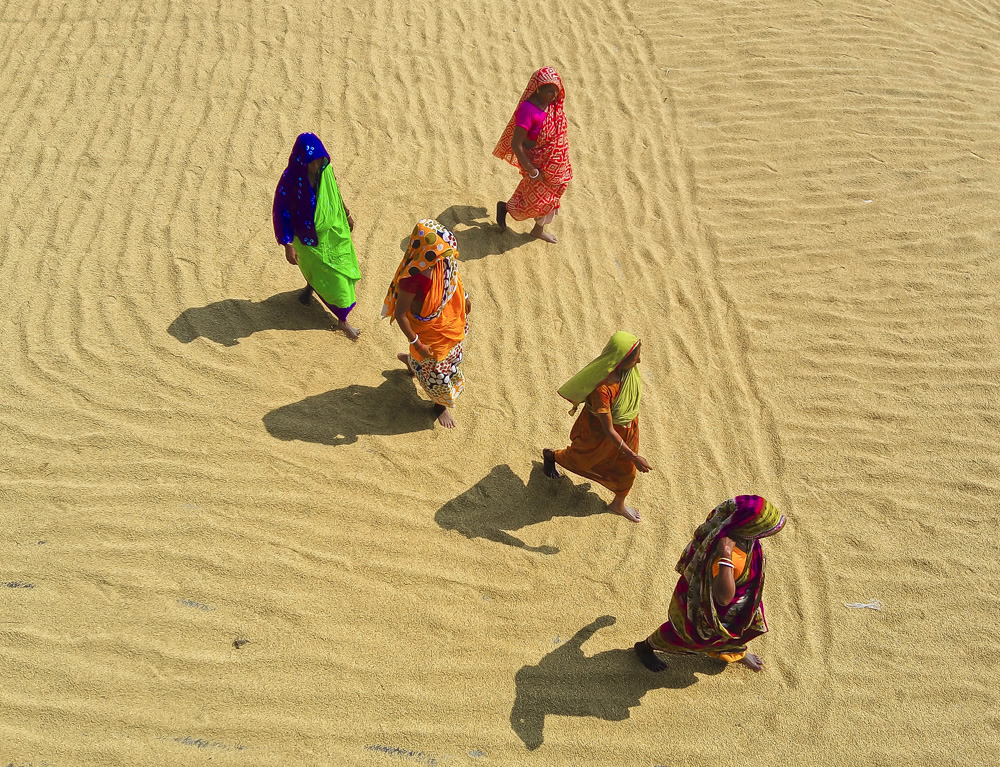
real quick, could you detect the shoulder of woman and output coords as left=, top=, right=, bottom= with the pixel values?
left=586, top=382, right=613, bottom=411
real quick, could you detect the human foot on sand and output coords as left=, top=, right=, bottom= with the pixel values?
left=530, top=224, right=557, bottom=243
left=542, top=448, right=562, bottom=479
left=739, top=653, right=765, bottom=671
left=337, top=320, right=360, bottom=340
left=496, top=201, right=508, bottom=232
left=397, top=352, right=415, bottom=376
left=633, top=640, right=668, bottom=672
left=298, top=284, right=314, bottom=304
left=610, top=502, right=641, bottom=523
left=433, top=403, right=456, bottom=428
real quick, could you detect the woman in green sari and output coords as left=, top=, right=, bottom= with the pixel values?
left=543, top=332, right=652, bottom=522
left=273, top=133, right=362, bottom=340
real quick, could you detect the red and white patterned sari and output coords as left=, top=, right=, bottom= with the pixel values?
left=493, top=67, right=573, bottom=221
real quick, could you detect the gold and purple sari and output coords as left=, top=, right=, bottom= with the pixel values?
left=647, top=495, right=786, bottom=662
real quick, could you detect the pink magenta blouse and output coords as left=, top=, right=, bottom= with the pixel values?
left=515, top=100, right=547, bottom=141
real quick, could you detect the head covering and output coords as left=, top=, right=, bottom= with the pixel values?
left=492, top=67, right=573, bottom=186
left=675, top=496, right=785, bottom=643
left=557, top=332, right=641, bottom=424
left=272, top=133, right=330, bottom=247
left=382, top=219, right=461, bottom=323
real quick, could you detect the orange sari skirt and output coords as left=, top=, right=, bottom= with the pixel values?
left=554, top=412, right=638, bottom=494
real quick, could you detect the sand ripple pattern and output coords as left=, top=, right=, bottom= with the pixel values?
left=1, top=0, right=997, bottom=764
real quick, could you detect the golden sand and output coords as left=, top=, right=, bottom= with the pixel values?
left=1, top=0, right=997, bottom=764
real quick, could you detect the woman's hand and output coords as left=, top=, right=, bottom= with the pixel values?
left=465, top=295, right=472, bottom=314
left=411, top=338, right=432, bottom=359
left=632, top=454, right=652, bottom=473
left=284, top=243, right=298, bottom=265
left=525, top=164, right=541, bottom=180
left=715, top=536, right=736, bottom=559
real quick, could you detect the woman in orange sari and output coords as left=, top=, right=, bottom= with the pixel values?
left=382, top=219, right=470, bottom=428
left=542, top=332, right=652, bottom=522
left=494, top=67, right=573, bottom=244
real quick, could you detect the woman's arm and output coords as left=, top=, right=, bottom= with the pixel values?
left=283, top=242, right=298, bottom=265
left=510, top=126, right=539, bottom=178
left=712, top=537, right=737, bottom=606
left=594, top=410, right=652, bottom=472
left=393, top=289, right=433, bottom=359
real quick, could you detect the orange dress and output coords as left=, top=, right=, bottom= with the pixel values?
left=707, top=547, right=749, bottom=662
left=553, top=381, right=638, bottom=494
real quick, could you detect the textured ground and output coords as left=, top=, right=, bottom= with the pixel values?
left=1, top=0, right=998, bottom=764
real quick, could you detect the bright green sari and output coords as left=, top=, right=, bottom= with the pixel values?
left=293, top=163, right=361, bottom=312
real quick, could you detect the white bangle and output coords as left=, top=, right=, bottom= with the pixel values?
left=717, top=559, right=735, bottom=569
left=529, top=169, right=540, bottom=179
left=409, top=335, right=419, bottom=345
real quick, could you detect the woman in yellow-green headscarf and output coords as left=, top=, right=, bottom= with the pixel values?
left=542, top=332, right=652, bottom=522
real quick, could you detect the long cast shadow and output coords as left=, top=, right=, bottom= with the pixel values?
left=168, top=289, right=333, bottom=346
left=263, top=370, right=434, bottom=446
left=401, top=205, right=533, bottom=261
left=510, top=616, right=725, bottom=750
left=435, top=462, right=607, bottom=554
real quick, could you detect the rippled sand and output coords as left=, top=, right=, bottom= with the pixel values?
left=1, top=0, right=997, bottom=764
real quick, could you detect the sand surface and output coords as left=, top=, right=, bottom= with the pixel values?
left=1, top=0, right=998, bottom=764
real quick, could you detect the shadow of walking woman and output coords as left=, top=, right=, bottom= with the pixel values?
left=168, top=290, right=334, bottom=347
left=510, top=616, right=724, bottom=750
left=262, top=370, right=434, bottom=446
left=434, top=462, right=607, bottom=554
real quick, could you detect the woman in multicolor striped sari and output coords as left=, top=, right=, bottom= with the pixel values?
left=634, top=496, right=786, bottom=672
left=494, top=67, right=573, bottom=243
left=382, top=219, right=470, bottom=429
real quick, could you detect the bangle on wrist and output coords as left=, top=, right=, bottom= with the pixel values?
left=409, top=334, right=420, bottom=345
left=717, top=559, right=735, bottom=569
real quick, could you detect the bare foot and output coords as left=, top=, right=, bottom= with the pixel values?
left=542, top=448, right=561, bottom=479
left=496, top=200, right=508, bottom=232
left=739, top=653, right=765, bottom=671
left=610, top=504, right=641, bottom=523
left=530, top=225, right=558, bottom=243
left=337, top=320, right=361, bottom=340
left=396, top=352, right=415, bottom=376
left=298, top=284, right=314, bottom=304
left=633, top=640, right=668, bottom=672
left=433, top=404, right=457, bottom=428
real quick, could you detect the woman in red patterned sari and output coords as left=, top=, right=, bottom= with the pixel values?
left=494, top=67, right=573, bottom=243
left=634, top=496, right=786, bottom=673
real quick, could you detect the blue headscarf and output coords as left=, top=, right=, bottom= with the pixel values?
left=272, top=133, right=330, bottom=247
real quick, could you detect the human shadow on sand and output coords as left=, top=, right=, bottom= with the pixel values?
left=263, top=370, right=434, bottom=446
left=510, top=616, right=725, bottom=750
left=168, top=289, right=333, bottom=347
left=399, top=205, right=534, bottom=261
left=434, top=462, right=608, bottom=554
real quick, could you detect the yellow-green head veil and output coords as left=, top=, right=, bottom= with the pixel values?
left=557, top=332, right=641, bottom=425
